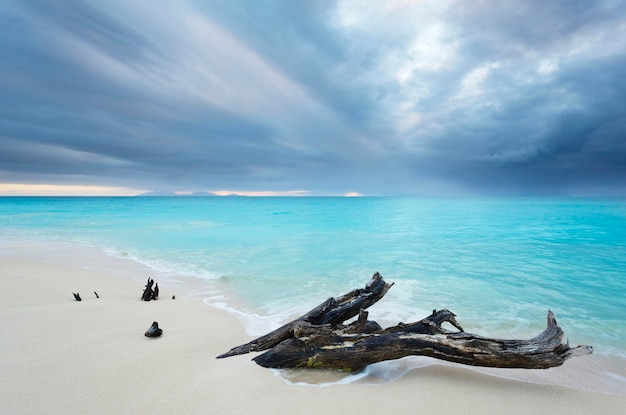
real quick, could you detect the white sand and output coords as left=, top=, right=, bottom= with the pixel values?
left=1, top=243, right=624, bottom=415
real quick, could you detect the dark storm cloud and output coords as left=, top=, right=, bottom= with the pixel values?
left=195, top=0, right=381, bottom=129
left=1, top=0, right=625, bottom=195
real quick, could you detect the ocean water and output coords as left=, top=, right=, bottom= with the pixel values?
left=1, top=196, right=625, bottom=391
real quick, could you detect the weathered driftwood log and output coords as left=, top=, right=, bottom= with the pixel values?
left=218, top=273, right=593, bottom=371
left=252, top=310, right=592, bottom=370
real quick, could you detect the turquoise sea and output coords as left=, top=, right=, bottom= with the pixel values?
left=1, top=196, right=625, bottom=390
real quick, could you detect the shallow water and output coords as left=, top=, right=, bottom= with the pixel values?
left=1, top=196, right=625, bottom=393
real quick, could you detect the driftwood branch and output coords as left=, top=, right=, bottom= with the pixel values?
left=217, top=272, right=392, bottom=358
left=218, top=273, right=592, bottom=371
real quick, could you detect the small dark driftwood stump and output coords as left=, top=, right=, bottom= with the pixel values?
left=145, top=321, right=163, bottom=337
left=218, top=273, right=592, bottom=371
left=141, top=278, right=159, bottom=301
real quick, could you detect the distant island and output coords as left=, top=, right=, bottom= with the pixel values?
left=137, top=191, right=218, bottom=197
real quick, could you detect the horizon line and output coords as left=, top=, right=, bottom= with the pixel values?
left=0, top=183, right=366, bottom=197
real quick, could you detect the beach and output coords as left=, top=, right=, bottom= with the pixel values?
left=1, top=242, right=624, bottom=415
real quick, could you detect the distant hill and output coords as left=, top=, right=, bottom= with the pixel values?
left=136, top=191, right=218, bottom=197
left=136, top=190, right=179, bottom=197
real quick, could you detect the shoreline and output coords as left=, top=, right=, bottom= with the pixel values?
left=1, top=241, right=625, bottom=414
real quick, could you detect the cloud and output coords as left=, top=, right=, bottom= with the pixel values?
left=0, top=183, right=146, bottom=196
left=1, top=0, right=625, bottom=195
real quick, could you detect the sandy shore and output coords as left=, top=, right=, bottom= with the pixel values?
left=1, top=243, right=624, bottom=415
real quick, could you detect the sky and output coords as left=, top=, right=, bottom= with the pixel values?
left=1, top=0, right=626, bottom=196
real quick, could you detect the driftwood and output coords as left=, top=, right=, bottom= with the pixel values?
left=218, top=272, right=392, bottom=358
left=218, top=273, right=592, bottom=371
left=145, top=321, right=163, bottom=337
left=141, top=278, right=159, bottom=301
